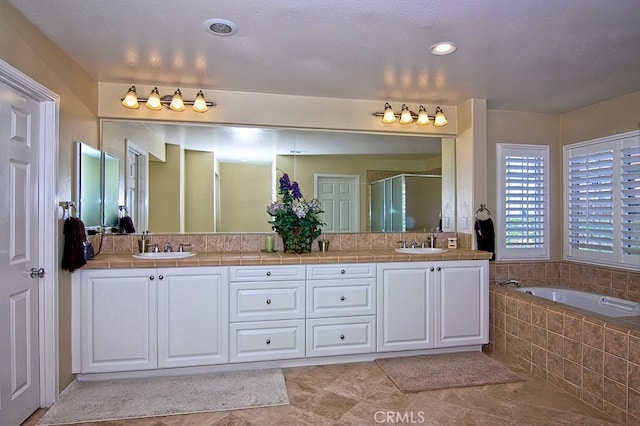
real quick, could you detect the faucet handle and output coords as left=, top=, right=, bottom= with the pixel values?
left=147, top=243, right=159, bottom=253
left=178, top=243, right=191, bottom=252
left=397, top=240, right=407, bottom=248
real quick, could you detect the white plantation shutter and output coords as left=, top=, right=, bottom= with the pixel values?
left=621, top=143, right=640, bottom=257
left=496, top=144, right=549, bottom=260
left=567, top=149, right=614, bottom=253
left=563, top=130, right=640, bottom=270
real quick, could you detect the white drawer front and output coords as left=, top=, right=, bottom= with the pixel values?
left=230, top=281, right=305, bottom=322
left=229, top=320, right=305, bottom=362
left=306, top=316, right=376, bottom=357
left=306, top=279, right=375, bottom=318
left=230, top=265, right=305, bottom=282
left=306, top=263, right=375, bottom=279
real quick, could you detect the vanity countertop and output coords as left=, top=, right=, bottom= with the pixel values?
left=83, top=248, right=492, bottom=269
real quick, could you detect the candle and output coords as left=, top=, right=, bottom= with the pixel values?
left=265, top=234, right=275, bottom=252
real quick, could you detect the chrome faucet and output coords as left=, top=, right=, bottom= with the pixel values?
left=164, top=243, right=173, bottom=252
left=497, top=279, right=520, bottom=287
left=178, top=243, right=191, bottom=252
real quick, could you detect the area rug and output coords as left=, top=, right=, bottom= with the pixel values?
left=376, top=351, right=524, bottom=393
left=38, top=369, right=289, bottom=425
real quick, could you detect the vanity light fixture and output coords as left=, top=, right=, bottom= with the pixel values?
left=120, top=86, right=216, bottom=113
left=373, top=103, right=448, bottom=127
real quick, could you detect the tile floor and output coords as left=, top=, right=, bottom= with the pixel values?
left=23, top=351, right=620, bottom=426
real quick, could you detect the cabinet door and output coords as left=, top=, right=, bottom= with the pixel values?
left=81, top=269, right=157, bottom=373
left=157, top=267, right=229, bottom=368
left=377, top=263, right=434, bottom=352
left=435, top=261, right=489, bottom=347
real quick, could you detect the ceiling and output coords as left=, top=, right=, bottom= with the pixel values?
left=10, top=0, right=640, bottom=114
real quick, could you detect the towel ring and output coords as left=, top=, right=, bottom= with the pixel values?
left=59, top=201, right=77, bottom=219
left=475, top=204, right=491, bottom=220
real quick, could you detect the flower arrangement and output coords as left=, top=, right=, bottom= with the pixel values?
left=267, top=172, right=323, bottom=253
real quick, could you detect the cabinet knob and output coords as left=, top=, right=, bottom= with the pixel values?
left=340, top=296, right=345, bottom=301
left=149, top=275, right=155, bottom=280
left=266, top=299, right=272, bottom=305
left=430, top=267, right=434, bottom=272
left=437, top=266, right=441, bottom=271
left=266, top=271, right=271, bottom=276
left=340, top=334, right=345, bottom=340
left=158, top=275, right=164, bottom=280
left=266, top=338, right=271, bottom=344
left=340, top=269, right=346, bottom=274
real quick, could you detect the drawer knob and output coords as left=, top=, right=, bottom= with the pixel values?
left=340, top=296, right=345, bottom=301
left=340, top=334, right=345, bottom=340
left=341, top=269, right=346, bottom=274
left=158, top=275, right=164, bottom=280
left=430, top=267, right=434, bottom=272
left=266, top=271, right=271, bottom=276
left=266, top=299, right=272, bottom=305
left=266, top=338, right=271, bottom=344
left=149, top=275, right=155, bottom=280
left=437, top=266, right=441, bottom=271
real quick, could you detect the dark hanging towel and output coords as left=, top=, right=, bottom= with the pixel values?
left=61, top=217, right=87, bottom=272
left=118, top=205, right=136, bottom=233
left=475, top=217, right=495, bottom=261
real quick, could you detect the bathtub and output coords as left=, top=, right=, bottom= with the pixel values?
left=516, top=287, right=640, bottom=318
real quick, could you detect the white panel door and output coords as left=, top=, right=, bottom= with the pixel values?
left=81, top=269, right=158, bottom=373
left=377, top=263, right=434, bottom=352
left=435, top=261, right=489, bottom=347
left=315, top=175, right=359, bottom=232
left=0, top=81, right=41, bottom=425
left=157, top=267, right=229, bottom=368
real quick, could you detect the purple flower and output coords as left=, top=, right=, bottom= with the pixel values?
left=291, top=182, right=302, bottom=199
left=279, top=173, right=291, bottom=192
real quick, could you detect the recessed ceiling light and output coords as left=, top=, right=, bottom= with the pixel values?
left=203, top=18, right=238, bottom=36
left=430, top=42, right=457, bottom=56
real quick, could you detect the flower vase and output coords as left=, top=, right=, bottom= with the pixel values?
left=281, top=226, right=315, bottom=253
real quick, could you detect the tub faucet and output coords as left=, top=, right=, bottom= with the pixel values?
left=497, top=279, right=520, bottom=287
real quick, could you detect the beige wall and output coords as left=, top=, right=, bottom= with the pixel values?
left=0, top=2, right=100, bottom=392
left=149, top=144, right=183, bottom=232
left=486, top=110, right=562, bottom=259
left=219, top=163, right=272, bottom=232
left=561, top=90, right=640, bottom=145
left=185, top=150, right=215, bottom=232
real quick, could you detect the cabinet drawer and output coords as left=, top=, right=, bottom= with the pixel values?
left=230, top=281, right=304, bottom=322
left=306, top=263, right=375, bottom=279
left=306, top=316, right=376, bottom=357
left=306, top=279, right=375, bottom=318
left=230, top=265, right=305, bottom=282
left=229, top=320, right=305, bottom=363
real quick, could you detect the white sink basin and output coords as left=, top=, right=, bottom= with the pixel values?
left=395, top=247, right=448, bottom=254
left=132, top=252, right=197, bottom=259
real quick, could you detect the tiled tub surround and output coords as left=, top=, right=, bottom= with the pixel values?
left=489, top=261, right=640, bottom=425
left=89, top=231, right=470, bottom=255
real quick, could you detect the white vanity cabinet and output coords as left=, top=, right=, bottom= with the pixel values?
left=376, top=260, right=488, bottom=352
left=305, top=264, right=376, bottom=357
left=76, top=267, right=229, bottom=374
left=229, top=265, right=306, bottom=363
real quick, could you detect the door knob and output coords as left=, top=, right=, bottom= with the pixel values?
left=30, top=267, right=45, bottom=278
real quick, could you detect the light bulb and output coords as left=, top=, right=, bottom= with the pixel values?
left=192, top=90, right=208, bottom=113
left=434, top=106, right=448, bottom=127
left=382, top=103, right=396, bottom=123
left=399, top=104, right=413, bottom=124
left=416, top=105, right=430, bottom=125
left=121, top=86, right=139, bottom=109
left=145, top=87, right=162, bottom=110
left=169, top=89, right=185, bottom=111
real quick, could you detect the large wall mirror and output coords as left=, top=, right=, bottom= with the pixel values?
left=100, top=120, right=456, bottom=234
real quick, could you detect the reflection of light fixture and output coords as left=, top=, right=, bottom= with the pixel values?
left=430, top=41, right=457, bottom=55
left=120, top=86, right=216, bottom=113
left=373, top=103, right=448, bottom=127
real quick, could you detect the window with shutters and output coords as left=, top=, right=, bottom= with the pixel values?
left=563, top=130, right=640, bottom=270
left=496, top=144, right=549, bottom=260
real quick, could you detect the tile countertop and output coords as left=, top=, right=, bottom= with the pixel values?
left=83, top=249, right=493, bottom=269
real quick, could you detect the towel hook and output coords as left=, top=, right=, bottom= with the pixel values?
left=59, top=201, right=77, bottom=219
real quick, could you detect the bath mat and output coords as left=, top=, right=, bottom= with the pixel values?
left=38, top=369, right=289, bottom=425
left=376, top=352, right=524, bottom=393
